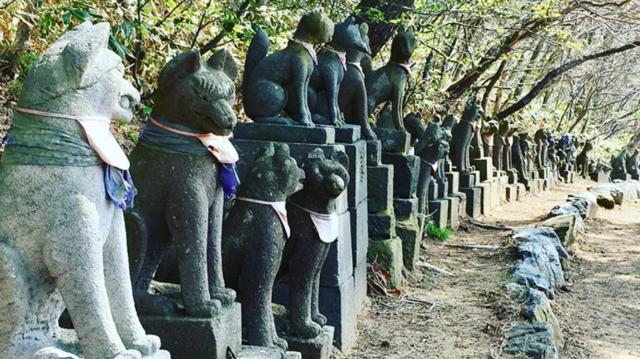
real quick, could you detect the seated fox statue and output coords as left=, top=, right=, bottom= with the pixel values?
left=338, top=22, right=377, bottom=140
left=222, top=143, right=306, bottom=350
left=279, top=148, right=350, bottom=338
left=126, top=48, right=239, bottom=317
left=365, top=28, right=416, bottom=131
left=243, top=11, right=334, bottom=126
left=0, top=22, right=165, bottom=359
left=300, top=17, right=370, bottom=129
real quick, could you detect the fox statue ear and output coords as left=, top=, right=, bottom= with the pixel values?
left=207, top=48, right=238, bottom=81
left=61, top=22, right=110, bottom=83
left=332, top=151, right=350, bottom=170
left=306, top=148, right=326, bottom=160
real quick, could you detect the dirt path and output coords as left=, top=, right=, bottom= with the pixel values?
left=343, top=179, right=640, bottom=358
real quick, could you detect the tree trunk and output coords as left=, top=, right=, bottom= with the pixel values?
left=445, top=18, right=551, bottom=100
left=355, top=0, right=415, bottom=58
left=496, top=40, right=640, bottom=120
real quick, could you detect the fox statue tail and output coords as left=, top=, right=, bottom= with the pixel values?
left=242, top=28, right=270, bottom=95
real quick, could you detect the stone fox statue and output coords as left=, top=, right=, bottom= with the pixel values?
left=0, top=22, right=164, bottom=359
left=302, top=17, right=370, bottom=128
left=450, top=99, right=479, bottom=173
left=279, top=149, right=350, bottom=338
left=222, top=143, right=305, bottom=350
left=338, top=22, right=377, bottom=140
left=126, top=49, right=239, bottom=317
left=575, top=140, right=593, bottom=178
left=243, top=11, right=334, bottom=126
left=366, top=28, right=417, bottom=130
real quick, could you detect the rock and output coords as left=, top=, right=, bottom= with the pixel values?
left=548, top=202, right=581, bottom=218
left=521, top=288, right=564, bottom=348
left=567, top=192, right=598, bottom=218
left=503, top=322, right=559, bottom=359
left=512, top=228, right=567, bottom=298
left=589, top=183, right=626, bottom=206
left=538, top=213, right=584, bottom=248
left=613, top=179, right=640, bottom=203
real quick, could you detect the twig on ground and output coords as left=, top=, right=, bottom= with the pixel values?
left=444, top=243, right=501, bottom=250
left=468, top=218, right=514, bottom=230
left=416, top=261, right=456, bottom=277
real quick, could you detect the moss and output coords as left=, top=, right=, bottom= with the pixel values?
left=426, top=222, right=453, bottom=241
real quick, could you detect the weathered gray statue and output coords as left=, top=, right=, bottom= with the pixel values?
left=279, top=149, right=350, bottom=338
left=0, top=22, right=165, bottom=359
left=127, top=49, right=238, bottom=317
left=366, top=28, right=416, bottom=130
left=338, top=22, right=377, bottom=139
left=243, top=11, right=334, bottom=126
left=303, top=17, right=370, bottom=128
left=576, top=140, right=593, bottom=178
left=223, top=143, right=305, bottom=350
left=449, top=99, right=479, bottom=173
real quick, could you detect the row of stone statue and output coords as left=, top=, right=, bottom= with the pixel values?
left=0, top=9, right=624, bottom=359
left=0, top=16, right=364, bottom=358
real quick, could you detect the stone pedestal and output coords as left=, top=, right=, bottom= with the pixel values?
left=471, top=157, right=493, bottom=182
left=335, top=126, right=368, bottom=314
left=444, top=170, right=463, bottom=227
left=459, top=172, right=482, bottom=218
left=428, top=199, right=449, bottom=229
left=372, top=129, right=421, bottom=273
left=140, top=303, right=242, bottom=359
left=239, top=346, right=301, bottom=359
left=282, top=326, right=334, bottom=359
left=505, top=184, right=516, bottom=202
left=590, top=170, right=610, bottom=183
left=233, top=124, right=357, bottom=351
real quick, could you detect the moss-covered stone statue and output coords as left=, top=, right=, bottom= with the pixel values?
left=300, top=17, right=370, bottom=129
left=223, top=143, right=305, bottom=350
left=512, top=134, right=529, bottom=183
left=338, top=22, right=377, bottom=140
left=365, top=28, right=416, bottom=130
left=626, top=149, right=639, bottom=179
left=0, top=22, right=166, bottom=358
left=610, top=150, right=629, bottom=180
left=243, top=11, right=334, bottom=126
left=480, top=119, right=498, bottom=164
left=450, top=98, right=479, bottom=173
left=279, top=149, right=350, bottom=338
left=576, top=140, right=593, bottom=178
left=534, top=128, right=549, bottom=169
left=126, top=49, right=239, bottom=317
left=414, top=119, right=452, bottom=214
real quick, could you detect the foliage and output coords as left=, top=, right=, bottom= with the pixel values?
left=2, top=0, right=640, bottom=158
left=426, top=222, right=453, bottom=242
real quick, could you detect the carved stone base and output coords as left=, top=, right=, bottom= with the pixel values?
left=140, top=303, right=241, bottom=359
left=505, top=184, right=518, bottom=202
left=459, top=186, right=482, bottom=218
left=443, top=196, right=460, bottom=230
left=428, top=199, right=449, bottom=229
left=282, top=326, right=335, bottom=359
left=238, top=346, right=301, bottom=359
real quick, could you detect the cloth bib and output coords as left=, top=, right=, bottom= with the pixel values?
left=291, top=38, right=318, bottom=65
left=145, top=116, right=240, bottom=198
left=14, top=107, right=130, bottom=170
left=236, top=197, right=290, bottom=238
left=325, top=47, right=347, bottom=71
left=347, top=61, right=364, bottom=77
left=289, top=202, right=339, bottom=243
